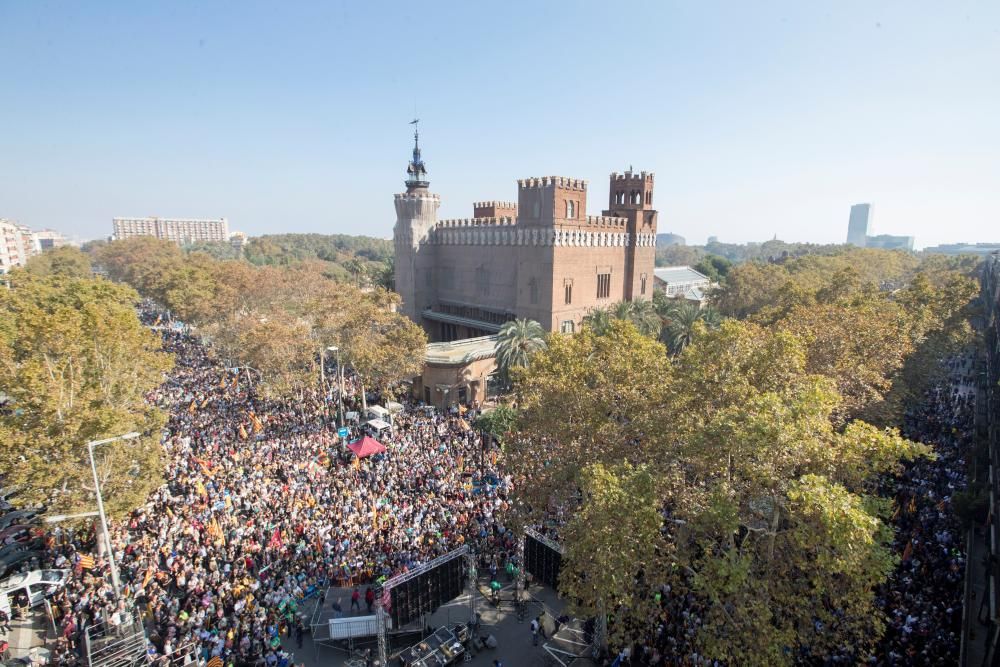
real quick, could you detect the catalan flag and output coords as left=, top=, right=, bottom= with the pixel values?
left=239, top=423, right=248, bottom=440
left=78, top=554, right=95, bottom=570
left=249, top=411, right=264, bottom=434
left=200, top=397, right=211, bottom=409
left=207, top=657, right=223, bottom=667
left=219, top=376, right=227, bottom=389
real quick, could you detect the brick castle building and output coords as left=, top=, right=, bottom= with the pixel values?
left=394, top=126, right=658, bottom=341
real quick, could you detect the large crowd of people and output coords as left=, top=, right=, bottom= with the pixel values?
left=30, top=310, right=975, bottom=666
left=872, top=353, right=974, bottom=664
left=42, top=314, right=517, bottom=666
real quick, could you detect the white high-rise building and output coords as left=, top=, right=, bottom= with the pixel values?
left=0, top=219, right=28, bottom=274
left=112, top=216, right=229, bottom=244
left=846, top=203, right=872, bottom=247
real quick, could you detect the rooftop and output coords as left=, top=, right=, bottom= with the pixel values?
left=653, top=266, right=710, bottom=284
left=424, top=334, right=498, bottom=366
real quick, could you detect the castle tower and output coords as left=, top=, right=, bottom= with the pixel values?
left=603, top=169, right=657, bottom=301
left=393, top=121, right=440, bottom=322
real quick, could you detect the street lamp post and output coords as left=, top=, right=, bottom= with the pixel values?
left=87, top=431, right=140, bottom=598
left=326, top=346, right=344, bottom=427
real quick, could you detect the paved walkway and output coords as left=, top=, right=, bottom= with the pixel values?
left=2, top=609, right=49, bottom=660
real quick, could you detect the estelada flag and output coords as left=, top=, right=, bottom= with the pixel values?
left=200, top=397, right=211, bottom=409
left=219, top=376, right=227, bottom=389
left=78, top=554, right=95, bottom=570
left=239, top=423, right=248, bottom=440
left=249, top=411, right=264, bottom=434
left=188, top=400, right=197, bottom=414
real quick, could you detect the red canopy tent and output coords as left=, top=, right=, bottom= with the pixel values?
left=347, top=435, right=387, bottom=458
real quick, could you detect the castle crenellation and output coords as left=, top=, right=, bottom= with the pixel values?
left=516, top=176, right=588, bottom=190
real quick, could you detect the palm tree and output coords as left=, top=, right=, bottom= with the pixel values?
left=582, top=307, right=614, bottom=336
left=662, top=300, right=721, bottom=354
left=626, top=299, right=663, bottom=338
left=495, top=318, right=547, bottom=384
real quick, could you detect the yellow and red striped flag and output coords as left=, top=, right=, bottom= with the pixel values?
left=78, top=554, right=95, bottom=570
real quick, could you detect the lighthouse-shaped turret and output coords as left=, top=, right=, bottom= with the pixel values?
left=393, top=121, right=440, bottom=322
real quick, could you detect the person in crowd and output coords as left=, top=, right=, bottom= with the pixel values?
left=37, top=306, right=514, bottom=667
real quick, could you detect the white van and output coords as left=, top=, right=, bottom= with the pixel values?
left=0, top=569, right=69, bottom=616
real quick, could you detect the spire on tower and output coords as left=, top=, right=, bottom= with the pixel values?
left=405, top=119, right=429, bottom=192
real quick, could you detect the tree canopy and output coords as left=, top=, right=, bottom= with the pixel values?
left=0, top=272, right=173, bottom=518
left=509, top=317, right=933, bottom=662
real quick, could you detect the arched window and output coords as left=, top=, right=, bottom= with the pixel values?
left=566, top=200, right=576, bottom=219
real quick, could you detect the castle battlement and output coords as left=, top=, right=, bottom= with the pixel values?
left=395, top=192, right=441, bottom=201
left=436, top=216, right=517, bottom=229
left=517, top=176, right=588, bottom=191
left=472, top=200, right=517, bottom=210
left=610, top=171, right=654, bottom=182
left=586, top=215, right=628, bottom=227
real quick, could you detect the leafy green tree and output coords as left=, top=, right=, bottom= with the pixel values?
left=494, top=319, right=547, bottom=384
left=559, top=463, right=667, bottom=645
left=0, top=275, right=173, bottom=518
left=24, top=247, right=93, bottom=278
left=511, top=318, right=932, bottom=663
left=474, top=403, right=519, bottom=441
left=693, top=254, right=732, bottom=283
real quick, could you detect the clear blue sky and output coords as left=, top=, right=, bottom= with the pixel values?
left=2, top=1, right=998, bottom=248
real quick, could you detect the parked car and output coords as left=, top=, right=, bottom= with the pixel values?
left=0, top=511, right=39, bottom=531
left=0, top=569, right=69, bottom=616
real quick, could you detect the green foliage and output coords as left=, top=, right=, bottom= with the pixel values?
left=243, top=233, right=392, bottom=287
left=511, top=314, right=938, bottom=663
left=474, top=404, right=519, bottom=441
left=560, top=463, right=667, bottom=642
left=655, top=244, right=705, bottom=267
left=693, top=254, right=732, bottom=283
left=182, top=240, right=243, bottom=261
left=0, top=274, right=173, bottom=518
left=23, top=246, right=93, bottom=278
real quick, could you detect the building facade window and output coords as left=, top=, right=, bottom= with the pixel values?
left=564, top=282, right=573, bottom=305
left=566, top=200, right=576, bottom=219
left=560, top=320, right=575, bottom=334
left=597, top=273, right=611, bottom=299
left=529, top=277, right=539, bottom=305
left=640, top=274, right=647, bottom=295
